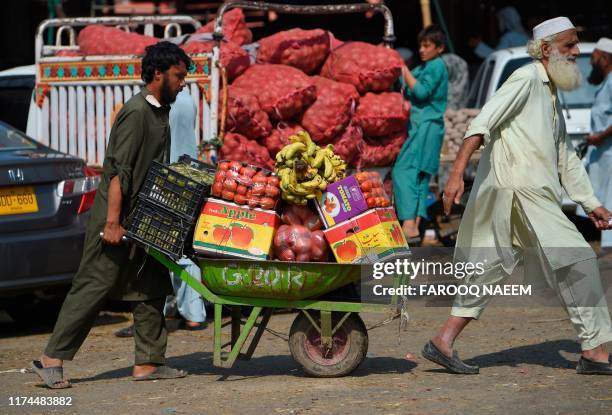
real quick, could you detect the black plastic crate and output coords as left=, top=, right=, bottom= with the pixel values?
left=127, top=199, right=192, bottom=260
left=139, top=155, right=215, bottom=222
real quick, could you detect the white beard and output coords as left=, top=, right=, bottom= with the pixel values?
left=547, top=48, right=582, bottom=91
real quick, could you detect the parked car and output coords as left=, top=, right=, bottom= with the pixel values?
left=468, top=43, right=597, bottom=149
left=0, top=65, right=35, bottom=134
left=0, top=121, right=99, bottom=322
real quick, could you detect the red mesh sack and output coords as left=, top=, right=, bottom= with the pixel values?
left=181, top=40, right=250, bottom=81
left=196, top=8, right=252, bottom=45
left=262, top=122, right=304, bottom=158
left=219, top=133, right=274, bottom=170
left=353, top=92, right=410, bottom=137
left=320, top=42, right=403, bottom=94
left=273, top=225, right=329, bottom=262
left=300, top=76, right=359, bottom=143
left=355, top=130, right=407, bottom=168
left=280, top=204, right=323, bottom=231
left=224, top=86, right=272, bottom=140
left=330, top=123, right=363, bottom=166
left=232, top=64, right=316, bottom=121
left=328, top=32, right=345, bottom=51
left=257, top=28, right=330, bottom=74
left=78, top=25, right=158, bottom=55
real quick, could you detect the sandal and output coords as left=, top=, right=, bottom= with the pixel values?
left=31, top=360, right=72, bottom=389
left=132, top=366, right=188, bottom=381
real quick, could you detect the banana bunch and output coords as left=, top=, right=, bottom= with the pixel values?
left=275, top=131, right=347, bottom=205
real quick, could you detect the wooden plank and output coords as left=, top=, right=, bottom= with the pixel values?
left=123, top=85, right=133, bottom=102
left=68, top=86, right=77, bottom=156
left=49, top=88, right=59, bottom=151
left=41, top=97, right=50, bottom=147
left=86, top=86, right=96, bottom=165
left=105, top=86, right=113, bottom=145
left=58, top=87, right=68, bottom=153
left=114, top=86, right=123, bottom=107
left=77, top=87, right=86, bottom=160
left=95, top=86, right=105, bottom=165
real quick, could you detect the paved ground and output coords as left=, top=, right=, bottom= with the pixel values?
left=0, top=298, right=611, bottom=415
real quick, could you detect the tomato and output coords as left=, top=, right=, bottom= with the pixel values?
left=247, top=196, right=260, bottom=209
left=218, top=161, right=230, bottom=171
left=234, top=193, right=248, bottom=205
left=259, top=197, right=276, bottom=210
left=375, top=197, right=386, bottom=206
left=211, top=181, right=223, bottom=197
left=214, top=170, right=226, bottom=182
left=355, top=172, right=368, bottom=183
left=362, top=191, right=371, bottom=200
left=240, top=166, right=256, bottom=178
left=267, top=175, right=280, bottom=187
left=360, top=180, right=372, bottom=192
left=380, top=198, right=391, bottom=207
left=221, top=189, right=235, bottom=201
left=236, top=184, right=247, bottom=195
left=223, top=178, right=237, bottom=192
left=229, top=161, right=242, bottom=171
left=366, top=197, right=376, bottom=208
left=265, top=184, right=280, bottom=198
left=225, top=169, right=239, bottom=180
left=253, top=175, right=268, bottom=185
left=369, top=171, right=380, bottom=180
left=252, top=184, right=266, bottom=197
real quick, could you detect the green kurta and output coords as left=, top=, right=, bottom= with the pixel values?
left=393, top=57, right=448, bottom=220
left=395, top=56, right=448, bottom=175
left=85, top=87, right=173, bottom=301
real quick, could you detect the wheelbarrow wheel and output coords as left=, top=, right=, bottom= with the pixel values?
left=289, top=312, right=368, bottom=377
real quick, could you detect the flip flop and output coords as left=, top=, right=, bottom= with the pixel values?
left=31, top=360, right=72, bottom=389
left=132, top=366, right=188, bottom=381
left=421, top=341, right=479, bottom=374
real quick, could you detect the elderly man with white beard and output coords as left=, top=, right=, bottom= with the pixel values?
left=419, top=17, right=612, bottom=375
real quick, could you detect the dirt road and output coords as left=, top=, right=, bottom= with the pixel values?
left=1, top=300, right=611, bottom=415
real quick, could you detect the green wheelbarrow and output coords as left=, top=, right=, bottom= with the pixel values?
left=151, top=250, right=404, bottom=377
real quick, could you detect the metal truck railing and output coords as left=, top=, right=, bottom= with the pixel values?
left=31, top=15, right=217, bottom=167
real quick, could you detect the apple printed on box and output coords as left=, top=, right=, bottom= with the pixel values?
left=323, top=207, right=409, bottom=264
left=193, top=198, right=280, bottom=260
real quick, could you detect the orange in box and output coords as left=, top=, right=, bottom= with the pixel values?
left=323, top=207, right=409, bottom=264
left=193, top=198, right=280, bottom=260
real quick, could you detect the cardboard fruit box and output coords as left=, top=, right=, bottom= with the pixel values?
left=193, top=198, right=280, bottom=260
left=323, top=207, right=409, bottom=264
left=315, top=172, right=391, bottom=228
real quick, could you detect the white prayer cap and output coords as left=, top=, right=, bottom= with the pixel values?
left=594, top=37, right=612, bottom=54
left=532, top=17, right=575, bottom=40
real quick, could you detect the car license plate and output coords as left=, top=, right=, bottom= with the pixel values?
left=0, top=186, right=39, bottom=215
